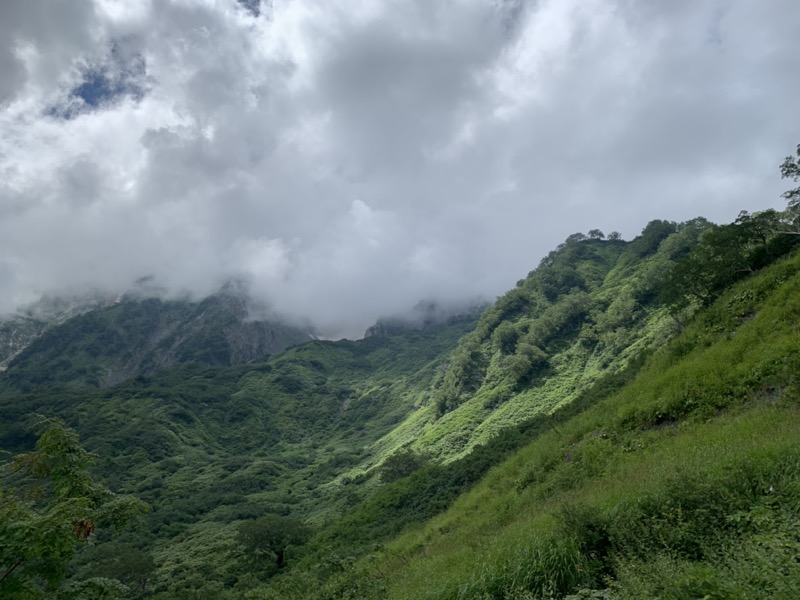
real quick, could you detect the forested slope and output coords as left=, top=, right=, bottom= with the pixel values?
left=0, top=310, right=479, bottom=597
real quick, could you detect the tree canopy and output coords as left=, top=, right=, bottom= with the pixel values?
left=780, top=143, right=800, bottom=208
left=237, top=514, right=310, bottom=571
left=1, top=418, right=148, bottom=599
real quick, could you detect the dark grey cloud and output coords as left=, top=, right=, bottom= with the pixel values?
left=1, top=0, right=798, bottom=337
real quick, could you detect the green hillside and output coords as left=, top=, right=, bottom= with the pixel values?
left=366, top=247, right=800, bottom=600
left=378, top=220, right=700, bottom=464
left=2, top=201, right=800, bottom=599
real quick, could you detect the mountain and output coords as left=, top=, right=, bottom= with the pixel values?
left=1, top=209, right=799, bottom=599
left=0, top=292, right=315, bottom=391
left=0, top=308, right=481, bottom=597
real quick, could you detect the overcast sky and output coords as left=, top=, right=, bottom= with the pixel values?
left=1, top=0, right=798, bottom=337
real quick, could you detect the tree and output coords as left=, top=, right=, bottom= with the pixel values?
left=587, top=229, right=605, bottom=240
left=564, top=232, right=588, bottom=244
left=435, top=333, right=487, bottom=415
left=629, top=220, right=678, bottom=257
left=780, top=143, right=800, bottom=208
left=237, top=515, right=310, bottom=571
left=1, top=418, right=148, bottom=599
left=84, top=543, right=155, bottom=596
left=538, top=266, right=585, bottom=302
left=660, top=220, right=772, bottom=312
left=735, top=209, right=782, bottom=264
left=379, top=449, right=428, bottom=483
left=491, top=322, right=519, bottom=355
left=506, top=342, right=548, bottom=382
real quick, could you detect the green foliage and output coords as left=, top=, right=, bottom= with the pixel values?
left=780, top=142, right=800, bottom=208
left=491, top=322, right=519, bottom=355
left=286, top=358, right=650, bottom=587
left=440, top=537, right=591, bottom=600
left=0, top=314, right=478, bottom=597
left=315, top=248, right=800, bottom=600
left=435, top=333, right=487, bottom=415
left=661, top=223, right=750, bottom=308
left=626, top=219, right=677, bottom=258
left=661, top=209, right=800, bottom=314
left=0, top=418, right=148, bottom=599
left=379, top=450, right=428, bottom=484
left=237, top=515, right=310, bottom=571
left=431, top=223, right=689, bottom=426
left=82, top=543, right=156, bottom=596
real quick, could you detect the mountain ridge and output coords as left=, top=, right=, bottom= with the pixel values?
left=0, top=292, right=316, bottom=391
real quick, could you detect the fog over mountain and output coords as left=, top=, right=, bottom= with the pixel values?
left=1, top=0, right=798, bottom=337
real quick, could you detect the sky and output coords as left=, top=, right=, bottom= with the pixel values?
left=1, top=0, right=799, bottom=337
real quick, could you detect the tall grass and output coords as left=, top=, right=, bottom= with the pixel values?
left=371, top=252, right=800, bottom=599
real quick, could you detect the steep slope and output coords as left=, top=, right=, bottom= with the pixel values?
left=284, top=247, right=800, bottom=600
left=3, top=211, right=797, bottom=599
left=355, top=221, right=709, bottom=467
left=0, top=221, right=710, bottom=599
left=0, top=292, right=117, bottom=370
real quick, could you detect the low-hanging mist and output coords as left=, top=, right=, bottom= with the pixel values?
left=1, top=0, right=798, bottom=337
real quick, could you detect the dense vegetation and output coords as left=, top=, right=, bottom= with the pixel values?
left=1, top=418, right=148, bottom=599
left=2, top=148, right=799, bottom=599
left=0, top=310, right=480, bottom=598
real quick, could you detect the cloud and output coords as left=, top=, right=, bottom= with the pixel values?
left=1, top=0, right=799, bottom=336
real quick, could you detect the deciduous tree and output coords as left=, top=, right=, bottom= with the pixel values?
left=0, top=418, right=148, bottom=599
left=780, top=143, right=800, bottom=208
left=237, top=515, right=310, bottom=571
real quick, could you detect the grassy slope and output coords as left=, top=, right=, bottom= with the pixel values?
left=342, top=249, right=800, bottom=600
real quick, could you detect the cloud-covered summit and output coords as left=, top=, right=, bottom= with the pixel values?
left=1, top=0, right=798, bottom=337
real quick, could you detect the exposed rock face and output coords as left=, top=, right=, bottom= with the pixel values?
left=0, top=293, right=117, bottom=370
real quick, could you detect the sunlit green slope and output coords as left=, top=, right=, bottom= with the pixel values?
left=0, top=220, right=712, bottom=598
left=295, top=248, right=800, bottom=600
left=360, top=221, right=707, bottom=467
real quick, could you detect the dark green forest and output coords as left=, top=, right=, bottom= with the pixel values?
left=2, top=146, right=800, bottom=599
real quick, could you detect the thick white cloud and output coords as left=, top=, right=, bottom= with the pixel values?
left=1, top=0, right=799, bottom=336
